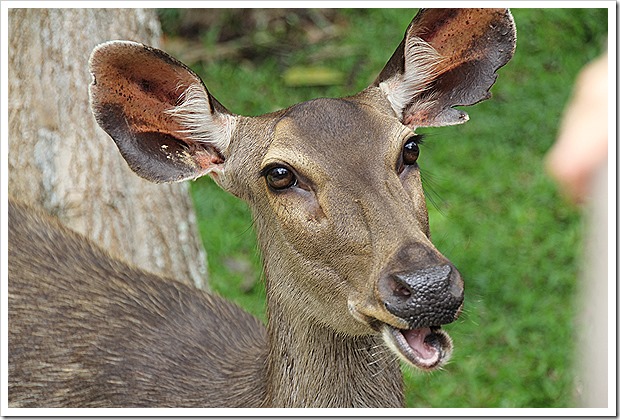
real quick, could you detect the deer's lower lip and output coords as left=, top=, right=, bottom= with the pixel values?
left=381, top=324, right=453, bottom=371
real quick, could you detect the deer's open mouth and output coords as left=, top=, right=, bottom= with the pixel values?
left=381, top=324, right=452, bottom=371
left=347, top=299, right=455, bottom=370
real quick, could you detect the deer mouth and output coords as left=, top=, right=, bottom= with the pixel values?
left=347, top=299, right=455, bottom=370
left=381, top=324, right=453, bottom=371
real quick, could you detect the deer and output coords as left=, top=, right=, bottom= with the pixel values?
left=8, top=8, right=516, bottom=408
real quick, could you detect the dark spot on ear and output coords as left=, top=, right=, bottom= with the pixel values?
left=140, top=79, right=152, bottom=93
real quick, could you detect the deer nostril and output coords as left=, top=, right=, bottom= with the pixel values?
left=393, top=281, right=412, bottom=298
left=383, top=275, right=413, bottom=301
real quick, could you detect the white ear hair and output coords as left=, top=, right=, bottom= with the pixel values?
left=166, top=83, right=237, bottom=155
left=379, top=36, right=445, bottom=120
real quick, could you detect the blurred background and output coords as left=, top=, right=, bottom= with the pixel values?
left=156, top=8, right=608, bottom=408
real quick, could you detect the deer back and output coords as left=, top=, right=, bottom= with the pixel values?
left=8, top=200, right=267, bottom=407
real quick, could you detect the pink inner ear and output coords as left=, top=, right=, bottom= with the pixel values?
left=191, top=144, right=225, bottom=168
left=403, top=104, right=469, bottom=128
left=374, top=9, right=515, bottom=128
left=403, top=112, right=430, bottom=128
left=90, top=42, right=196, bottom=139
left=89, top=41, right=233, bottom=183
left=410, top=9, right=515, bottom=108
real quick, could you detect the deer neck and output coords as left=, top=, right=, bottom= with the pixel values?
left=262, top=273, right=404, bottom=408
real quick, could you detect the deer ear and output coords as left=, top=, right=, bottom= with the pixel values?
left=89, top=41, right=236, bottom=183
left=373, top=8, right=516, bottom=128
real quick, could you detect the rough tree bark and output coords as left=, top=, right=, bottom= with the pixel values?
left=8, top=8, right=208, bottom=289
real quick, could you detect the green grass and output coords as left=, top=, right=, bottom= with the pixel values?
left=160, top=8, right=608, bottom=408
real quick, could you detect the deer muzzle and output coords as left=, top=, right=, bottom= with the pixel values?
left=375, top=262, right=463, bottom=370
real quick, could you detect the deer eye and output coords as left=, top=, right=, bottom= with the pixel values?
left=402, top=135, right=422, bottom=166
left=264, top=165, right=297, bottom=191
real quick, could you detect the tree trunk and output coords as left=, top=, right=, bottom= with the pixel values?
left=8, top=8, right=208, bottom=289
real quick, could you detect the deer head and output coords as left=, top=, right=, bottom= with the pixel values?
left=89, top=8, right=516, bottom=373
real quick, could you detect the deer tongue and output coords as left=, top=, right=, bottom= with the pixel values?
left=401, top=327, right=439, bottom=362
left=381, top=323, right=451, bottom=370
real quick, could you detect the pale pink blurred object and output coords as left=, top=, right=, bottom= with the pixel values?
left=546, top=52, right=608, bottom=204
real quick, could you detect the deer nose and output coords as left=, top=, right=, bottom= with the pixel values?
left=379, top=264, right=464, bottom=329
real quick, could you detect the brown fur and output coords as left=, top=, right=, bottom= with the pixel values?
left=9, top=200, right=267, bottom=407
